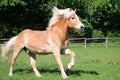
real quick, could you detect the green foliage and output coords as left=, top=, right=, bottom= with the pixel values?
left=0, top=0, right=120, bottom=38
left=91, top=0, right=120, bottom=37
left=68, top=29, right=85, bottom=38
left=92, top=29, right=104, bottom=38
left=82, top=19, right=93, bottom=38
left=0, top=23, right=8, bottom=38
left=108, top=31, right=120, bottom=38
left=0, top=0, right=27, bottom=7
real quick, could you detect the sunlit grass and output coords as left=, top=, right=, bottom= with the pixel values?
left=0, top=44, right=120, bottom=80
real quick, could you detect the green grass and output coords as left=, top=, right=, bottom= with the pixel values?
left=0, top=44, right=120, bottom=80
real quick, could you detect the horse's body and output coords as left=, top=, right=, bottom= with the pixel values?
left=1, top=7, right=84, bottom=79
left=15, top=25, right=67, bottom=55
left=15, top=29, right=53, bottom=54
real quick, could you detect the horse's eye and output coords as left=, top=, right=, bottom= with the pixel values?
left=71, top=17, right=74, bottom=19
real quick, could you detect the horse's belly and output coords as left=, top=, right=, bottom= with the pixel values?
left=27, top=45, right=52, bottom=55
left=38, top=48, right=52, bottom=55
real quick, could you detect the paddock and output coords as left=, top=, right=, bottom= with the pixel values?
left=0, top=43, right=120, bottom=80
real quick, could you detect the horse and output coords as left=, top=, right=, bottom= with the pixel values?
left=1, top=7, right=84, bottom=79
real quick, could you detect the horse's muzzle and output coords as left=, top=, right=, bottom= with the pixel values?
left=79, top=25, right=85, bottom=32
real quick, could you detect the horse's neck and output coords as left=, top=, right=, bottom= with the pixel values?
left=50, top=18, right=68, bottom=40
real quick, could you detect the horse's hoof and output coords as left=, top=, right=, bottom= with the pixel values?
left=36, top=74, right=42, bottom=78
left=64, top=77, right=70, bottom=80
left=9, top=73, right=13, bottom=77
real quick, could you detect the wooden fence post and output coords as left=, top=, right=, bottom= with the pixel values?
left=105, top=38, right=108, bottom=48
left=84, top=38, right=86, bottom=48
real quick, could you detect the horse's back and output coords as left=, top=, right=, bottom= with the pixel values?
left=17, top=29, right=48, bottom=39
left=16, top=29, right=51, bottom=54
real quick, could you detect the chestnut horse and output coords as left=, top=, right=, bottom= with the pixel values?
left=1, top=7, right=84, bottom=79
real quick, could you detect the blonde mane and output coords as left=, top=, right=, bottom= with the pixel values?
left=47, top=7, right=73, bottom=29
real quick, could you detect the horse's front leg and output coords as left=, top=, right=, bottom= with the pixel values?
left=52, top=48, right=69, bottom=80
left=65, top=48, right=75, bottom=71
left=64, top=39, right=75, bottom=71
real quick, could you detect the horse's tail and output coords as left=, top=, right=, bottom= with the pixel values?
left=1, top=36, right=17, bottom=61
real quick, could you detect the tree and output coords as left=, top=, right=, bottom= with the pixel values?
left=0, top=0, right=120, bottom=38
left=91, top=0, right=120, bottom=37
left=0, top=0, right=57, bottom=38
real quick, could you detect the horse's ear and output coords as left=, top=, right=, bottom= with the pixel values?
left=52, top=6, right=58, bottom=13
left=74, top=9, right=76, bottom=12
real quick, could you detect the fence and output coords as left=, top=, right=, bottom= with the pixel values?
left=69, top=38, right=120, bottom=48
left=0, top=38, right=120, bottom=48
left=0, top=39, right=9, bottom=44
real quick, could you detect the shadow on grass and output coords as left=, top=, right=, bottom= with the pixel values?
left=13, top=68, right=99, bottom=76
left=13, top=68, right=33, bottom=73
left=66, top=69, right=99, bottom=76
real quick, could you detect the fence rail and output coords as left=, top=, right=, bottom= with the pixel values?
left=69, top=38, right=120, bottom=48
left=0, top=38, right=120, bottom=48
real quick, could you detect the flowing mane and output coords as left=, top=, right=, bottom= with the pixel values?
left=47, top=7, right=73, bottom=29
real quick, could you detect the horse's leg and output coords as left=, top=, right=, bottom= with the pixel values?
left=9, top=45, right=23, bottom=76
left=29, top=53, right=41, bottom=77
left=53, top=49, right=69, bottom=79
left=64, top=39, right=75, bottom=71
left=65, top=48, right=75, bottom=71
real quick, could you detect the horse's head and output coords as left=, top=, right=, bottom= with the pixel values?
left=65, top=9, right=84, bottom=31
left=48, top=7, right=84, bottom=31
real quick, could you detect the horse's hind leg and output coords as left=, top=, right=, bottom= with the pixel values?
left=65, top=48, right=75, bottom=71
left=28, top=53, right=41, bottom=77
left=9, top=44, right=24, bottom=76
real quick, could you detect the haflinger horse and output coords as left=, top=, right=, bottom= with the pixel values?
left=1, top=7, right=84, bottom=79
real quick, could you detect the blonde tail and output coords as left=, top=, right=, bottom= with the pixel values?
left=1, top=36, right=17, bottom=61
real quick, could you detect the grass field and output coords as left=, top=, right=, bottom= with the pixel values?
left=0, top=44, right=120, bottom=80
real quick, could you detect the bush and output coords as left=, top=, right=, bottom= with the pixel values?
left=108, top=31, right=120, bottom=38
left=82, top=19, right=93, bottom=38
left=92, top=29, right=104, bottom=38
left=0, top=24, right=8, bottom=38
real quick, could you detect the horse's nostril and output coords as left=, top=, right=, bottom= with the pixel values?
left=80, top=26, right=85, bottom=32
left=81, top=26, right=84, bottom=29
